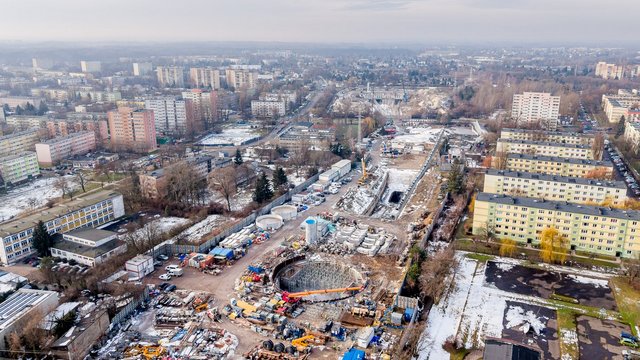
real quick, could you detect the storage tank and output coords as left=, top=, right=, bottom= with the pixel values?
left=256, top=214, right=284, bottom=230
left=305, top=218, right=318, bottom=244
left=271, top=205, right=298, bottom=220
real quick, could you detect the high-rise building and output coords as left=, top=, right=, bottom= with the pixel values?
left=156, top=66, right=185, bottom=87
left=107, top=107, right=157, bottom=152
left=80, top=61, right=101, bottom=73
left=181, top=90, right=218, bottom=133
left=35, top=131, right=97, bottom=167
left=32, top=58, right=54, bottom=70
left=511, top=92, right=560, bottom=127
left=144, top=97, right=189, bottom=136
left=132, top=62, right=153, bottom=76
left=595, top=62, right=625, bottom=80
left=225, top=69, right=257, bottom=89
left=189, top=67, right=221, bottom=89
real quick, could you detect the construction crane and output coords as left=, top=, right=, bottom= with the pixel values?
left=282, top=286, right=364, bottom=303
left=358, top=158, right=368, bottom=185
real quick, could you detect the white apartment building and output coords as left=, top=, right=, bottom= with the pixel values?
left=0, top=152, right=40, bottom=185
left=35, top=131, right=97, bottom=167
left=156, top=66, right=185, bottom=87
left=595, top=62, right=625, bottom=80
left=602, top=93, right=640, bottom=123
left=483, top=169, right=627, bottom=206
left=74, top=90, right=122, bottom=102
left=145, top=97, right=188, bottom=135
left=251, top=100, right=286, bottom=118
left=189, top=67, right=221, bottom=89
left=624, top=122, right=640, bottom=152
left=500, top=128, right=594, bottom=146
left=50, top=229, right=127, bottom=267
left=496, top=139, right=596, bottom=160
left=133, top=62, right=153, bottom=76
left=505, top=154, right=614, bottom=179
left=225, top=69, right=257, bottom=89
left=0, top=129, right=41, bottom=157
left=80, top=61, right=101, bottom=73
left=30, top=88, right=69, bottom=102
left=5, top=115, right=47, bottom=130
left=0, top=191, right=125, bottom=264
left=511, top=92, right=560, bottom=126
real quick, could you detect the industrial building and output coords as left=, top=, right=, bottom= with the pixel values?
left=505, top=154, right=614, bottom=178
left=0, top=289, right=59, bottom=350
left=50, top=228, right=127, bottom=267
left=277, top=122, right=336, bottom=152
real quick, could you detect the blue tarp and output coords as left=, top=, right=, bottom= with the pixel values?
left=209, top=247, right=234, bottom=260
left=342, top=348, right=365, bottom=360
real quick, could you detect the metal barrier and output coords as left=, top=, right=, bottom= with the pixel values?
left=110, top=286, right=150, bottom=325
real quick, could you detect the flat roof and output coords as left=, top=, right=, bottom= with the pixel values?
left=52, top=235, right=125, bottom=259
left=38, top=131, right=93, bottom=145
left=506, top=153, right=613, bottom=167
left=0, top=289, right=58, bottom=331
left=485, top=169, right=626, bottom=189
left=64, top=228, right=116, bottom=242
left=0, top=151, right=37, bottom=161
left=0, top=128, right=39, bottom=141
left=0, top=191, right=122, bottom=237
left=501, top=128, right=594, bottom=138
left=476, top=192, right=640, bottom=221
left=497, top=138, right=591, bottom=149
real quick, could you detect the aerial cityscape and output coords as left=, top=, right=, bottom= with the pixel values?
left=0, top=1, right=639, bottom=360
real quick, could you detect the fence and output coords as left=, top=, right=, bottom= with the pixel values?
left=110, top=286, right=150, bottom=325
left=154, top=173, right=320, bottom=256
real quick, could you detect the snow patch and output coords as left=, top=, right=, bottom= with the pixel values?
left=565, top=274, right=609, bottom=288
left=505, top=305, right=546, bottom=336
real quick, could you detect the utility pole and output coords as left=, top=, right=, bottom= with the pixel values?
left=357, top=110, right=362, bottom=144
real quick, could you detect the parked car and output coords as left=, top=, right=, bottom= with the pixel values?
left=164, top=284, right=177, bottom=293
left=165, top=264, right=180, bottom=272
left=158, top=282, right=170, bottom=290
left=157, top=254, right=169, bottom=261
left=159, top=273, right=172, bottom=281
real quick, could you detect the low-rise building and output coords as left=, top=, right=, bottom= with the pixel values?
left=472, top=192, right=640, bottom=258
left=30, top=88, right=69, bottom=102
left=483, top=169, right=627, bottom=205
left=50, top=308, right=110, bottom=360
left=0, top=289, right=59, bottom=350
left=624, top=121, right=640, bottom=152
left=496, top=139, right=595, bottom=160
left=0, top=129, right=41, bottom=157
left=505, top=154, right=614, bottom=179
left=50, top=229, right=126, bottom=267
left=0, top=191, right=125, bottom=264
left=500, top=128, right=594, bottom=146
left=5, top=115, right=48, bottom=130
left=35, top=131, right=97, bottom=167
left=602, top=92, right=640, bottom=123
left=0, top=151, right=40, bottom=185
left=277, top=122, right=335, bottom=152
left=74, top=90, right=122, bottom=102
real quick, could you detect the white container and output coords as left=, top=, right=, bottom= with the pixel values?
left=125, top=255, right=154, bottom=279
left=271, top=205, right=298, bottom=220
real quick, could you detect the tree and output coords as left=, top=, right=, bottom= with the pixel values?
left=253, top=172, right=273, bottom=203
left=592, top=133, right=605, bottom=160
left=493, top=151, right=508, bottom=170
left=419, top=247, right=457, bottom=303
left=499, top=238, right=517, bottom=257
left=37, top=101, right=49, bottom=116
left=33, top=221, right=53, bottom=257
left=446, top=159, right=464, bottom=194
left=272, top=166, right=288, bottom=191
left=467, top=197, right=475, bottom=213
left=539, top=227, right=569, bottom=264
left=209, top=166, right=237, bottom=211
left=54, top=176, right=73, bottom=199
left=76, top=172, right=88, bottom=193
left=584, top=167, right=612, bottom=180
left=306, top=166, right=319, bottom=178
left=234, top=148, right=243, bottom=165
left=625, top=257, right=640, bottom=285
left=615, top=116, right=626, bottom=138
left=164, top=162, right=207, bottom=205
left=53, top=310, right=77, bottom=337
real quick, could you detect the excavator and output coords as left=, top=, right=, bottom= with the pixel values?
left=358, top=158, right=368, bottom=185
left=282, top=286, right=364, bottom=303
left=124, top=344, right=165, bottom=359
left=291, top=332, right=330, bottom=351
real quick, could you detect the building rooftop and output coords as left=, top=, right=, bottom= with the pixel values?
left=52, top=234, right=125, bottom=259
left=476, top=192, right=640, bottom=221
left=0, top=191, right=122, bottom=237
left=501, top=128, right=594, bottom=138
left=0, top=289, right=58, bottom=331
left=64, top=228, right=116, bottom=242
left=0, top=128, right=39, bottom=141
left=38, top=131, right=93, bottom=145
left=497, top=138, right=591, bottom=149
left=0, top=151, right=37, bottom=162
left=486, top=169, right=626, bottom=189
left=507, top=153, right=613, bottom=167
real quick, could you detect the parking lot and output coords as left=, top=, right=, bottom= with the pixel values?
left=606, top=143, right=640, bottom=198
left=577, top=315, right=631, bottom=360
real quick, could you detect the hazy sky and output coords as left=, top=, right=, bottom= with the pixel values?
left=1, top=0, right=638, bottom=45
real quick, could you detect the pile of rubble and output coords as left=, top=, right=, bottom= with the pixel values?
left=329, top=224, right=395, bottom=256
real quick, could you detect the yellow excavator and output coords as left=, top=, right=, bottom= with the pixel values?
left=358, top=158, right=368, bottom=185
left=291, top=333, right=329, bottom=351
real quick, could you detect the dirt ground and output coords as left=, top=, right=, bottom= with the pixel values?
left=576, top=316, right=631, bottom=360
left=0, top=263, right=43, bottom=281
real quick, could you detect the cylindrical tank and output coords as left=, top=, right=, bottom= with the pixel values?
left=256, top=214, right=284, bottom=230
left=305, top=218, right=318, bottom=244
left=271, top=205, right=298, bottom=220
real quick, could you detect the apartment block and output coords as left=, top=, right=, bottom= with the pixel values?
left=189, top=67, right=221, bottom=89
left=0, top=129, right=41, bottom=157
left=80, top=61, right=101, bottom=73
left=156, top=66, right=185, bottom=87
left=511, top=92, right=560, bottom=126
left=107, top=107, right=157, bottom=152
left=472, top=192, right=640, bottom=258
left=225, top=69, right=257, bottom=89
left=74, top=90, right=122, bottom=102
left=132, top=62, right=153, bottom=76
left=505, top=154, right=614, bottom=179
left=35, top=131, right=96, bottom=167
left=251, top=100, right=286, bottom=118
left=0, top=191, right=125, bottom=264
left=30, top=88, right=69, bottom=102
left=45, top=118, right=109, bottom=143
left=50, top=229, right=126, bottom=267
left=483, top=169, right=627, bottom=206
left=0, top=152, right=40, bottom=185
left=277, top=122, right=335, bottom=152
left=602, top=92, right=640, bottom=123
left=595, top=62, right=626, bottom=80
left=182, top=89, right=218, bottom=133
left=496, top=139, right=596, bottom=160
left=500, top=128, right=594, bottom=146
left=624, top=122, right=640, bottom=152
left=5, top=115, right=47, bottom=130
left=144, top=97, right=189, bottom=136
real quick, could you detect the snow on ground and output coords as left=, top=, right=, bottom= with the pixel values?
left=565, top=274, right=609, bottom=288
left=392, top=127, right=441, bottom=146
left=386, top=168, right=419, bottom=194
left=505, top=304, right=547, bottom=335
left=122, top=216, right=190, bottom=239
left=173, top=215, right=228, bottom=244
left=198, top=127, right=260, bottom=146
left=0, top=175, right=78, bottom=221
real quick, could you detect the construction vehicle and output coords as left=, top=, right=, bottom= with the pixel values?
left=124, top=344, right=165, bottom=359
left=291, top=333, right=330, bottom=351
left=282, top=286, right=364, bottom=303
left=358, top=158, right=368, bottom=185
left=194, top=303, right=208, bottom=312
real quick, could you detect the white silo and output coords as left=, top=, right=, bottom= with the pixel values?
left=305, top=218, right=318, bottom=245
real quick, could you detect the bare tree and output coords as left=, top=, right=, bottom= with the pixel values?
left=54, top=176, right=73, bottom=199
left=494, top=151, right=508, bottom=170
left=419, top=247, right=457, bottom=303
left=26, top=197, right=38, bottom=210
left=592, top=132, right=605, bottom=160
left=208, top=166, right=237, bottom=211
left=76, top=171, right=88, bottom=193
left=164, top=162, right=207, bottom=206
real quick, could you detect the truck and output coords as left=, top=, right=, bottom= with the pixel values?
left=168, top=268, right=184, bottom=277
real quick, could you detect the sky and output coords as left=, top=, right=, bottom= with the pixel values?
left=1, top=0, right=638, bottom=45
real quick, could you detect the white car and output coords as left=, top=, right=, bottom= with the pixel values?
left=165, top=264, right=180, bottom=272
left=159, top=273, right=172, bottom=280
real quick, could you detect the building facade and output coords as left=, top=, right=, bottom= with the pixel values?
left=602, top=92, right=640, bottom=123
left=50, top=229, right=126, bottom=267
left=251, top=100, right=286, bottom=118
left=133, top=62, right=153, bottom=76
left=483, top=169, right=627, bottom=206
left=156, top=66, right=185, bottom=87
left=80, top=61, right=101, bottom=73
left=0, top=152, right=40, bottom=185
left=496, top=139, right=595, bottom=160
left=35, top=131, right=97, bottom=167
left=0, top=129, right=41, bottom=157
left=505, top=154, right=614, bottom=179
left=225, top=69, right=257, bottom=89
left=5, top=115, right=48, bottom=130
left=145, top=97, right=189, bottom=136
left=0, top=191, right=125, bottom=264
left=189, top=67, right=221, bottom=89
left=0, top=289, right=59, bottom=350
left=500, top=128, right=594, bottom=146
left=108, top=107, right=157, bottom=152
left=472, top=193, right=640, bottom=258
left=182, top=89, right=218, bottom=133
left=595, top=62, right=625, bottom=80
left=511, top=92, right=560, bottom=125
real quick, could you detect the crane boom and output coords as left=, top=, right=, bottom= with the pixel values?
left=282, top=286, right=364, bottom=303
